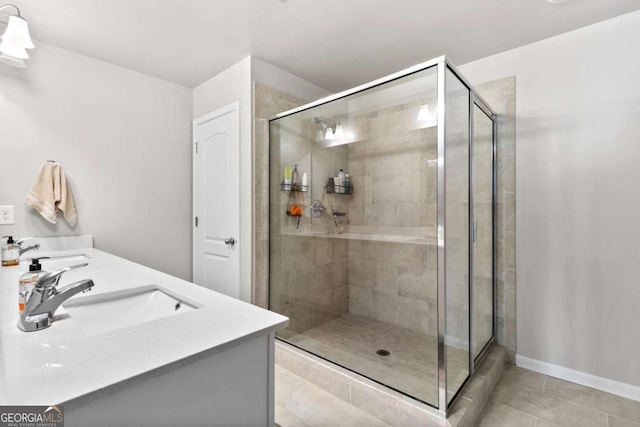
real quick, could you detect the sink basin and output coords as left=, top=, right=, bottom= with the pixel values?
left=63, top=285, right=201, bottom=336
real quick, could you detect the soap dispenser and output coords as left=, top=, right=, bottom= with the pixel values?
left=1, top=236, right=20, bottom=267
left=18, top=257, right=49, bottom=314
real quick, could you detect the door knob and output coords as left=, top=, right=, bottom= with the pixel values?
left=224, top=237, right=235, bottom=246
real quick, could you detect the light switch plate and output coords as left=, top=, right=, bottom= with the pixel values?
left=0, top=205, right=15, bottom=225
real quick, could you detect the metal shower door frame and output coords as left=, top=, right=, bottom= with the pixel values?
left=436, top=59, right=497, bottom=416
left=268, top=56, right=498, bottom=418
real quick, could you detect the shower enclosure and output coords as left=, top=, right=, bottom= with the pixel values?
left=268, top=56, right=496, bottom=415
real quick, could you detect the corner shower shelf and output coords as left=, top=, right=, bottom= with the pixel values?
left=325, top=184, right=354, bottom=195
left=280, top=183, right=308, bottom=192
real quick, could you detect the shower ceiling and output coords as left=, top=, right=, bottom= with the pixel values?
left=10, top=0, right=640, bottom=91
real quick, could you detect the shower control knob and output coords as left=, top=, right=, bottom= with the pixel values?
left=310, top=200, right=325, bottom=218
left=224, top=237, right=235, bottom=246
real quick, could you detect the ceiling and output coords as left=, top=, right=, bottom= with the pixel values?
left=11, top=0, right=640, bottom=92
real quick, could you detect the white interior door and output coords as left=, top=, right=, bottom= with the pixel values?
left=193, top=102, right=240, bottom=298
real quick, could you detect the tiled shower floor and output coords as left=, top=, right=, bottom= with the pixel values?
left=284, top=313, right=469, bottom=405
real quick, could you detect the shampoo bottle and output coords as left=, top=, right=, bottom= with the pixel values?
left=18, top=257, right=48, bottom=313
left=283, top=166, right=292, bottom=190
left=292, top=164, right=299, bottom=185
left=1, top=236, right=20, bottom=267
left=337, top=169, right=346, bottom=193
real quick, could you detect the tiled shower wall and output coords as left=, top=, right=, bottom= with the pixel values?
left=253, top=75, right=516, bottom=359
left=344, top=102, right=439, bottom=337
left=257, top=83, right=350, bottom=333
left=253, top=82, right=306, bottom=309
left=346, top=109, right=437, bottom=232
left=347, top=240, right=437, bottom=336
left=270, top=122, right=351, bottom=332
left=269, top=236, right=349, bottom=334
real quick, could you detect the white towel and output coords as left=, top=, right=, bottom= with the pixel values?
left=24, top=162, right=77, bottom=226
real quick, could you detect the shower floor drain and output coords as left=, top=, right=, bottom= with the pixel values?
left=376, top=349, right=391, bottom=356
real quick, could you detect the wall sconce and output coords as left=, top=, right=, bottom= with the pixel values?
left=418, top=102, right=438, bottom=127
left=324, top=126, right=335, bottom=140
left=334, top=122, right=345, bottom=139
left=315, top=118, right=355, bottom=145
left=315, top=118, right=335, bottom=141
left=0, top=4, right=35, bottom=68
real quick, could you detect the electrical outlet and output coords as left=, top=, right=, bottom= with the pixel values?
left=0, top=205, right=15, bottom=225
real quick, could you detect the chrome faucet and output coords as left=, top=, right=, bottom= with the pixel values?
left=18, top=263, right=94, bottom=332
left=15, top=237, right=40, bottom=256
left=19, top=244, right=40, bottom=256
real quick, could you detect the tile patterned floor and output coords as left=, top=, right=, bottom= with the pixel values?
left=276, top=362, right=640, bottom=427
left=476, top=365, right=640, bottom=427
left=283, top=313, right=469, bottom=406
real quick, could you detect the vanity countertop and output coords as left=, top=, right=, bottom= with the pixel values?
left=0, top=247, right=288, bottom=406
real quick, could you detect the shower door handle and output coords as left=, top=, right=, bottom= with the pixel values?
left=472, top=222, right=477, bottom=243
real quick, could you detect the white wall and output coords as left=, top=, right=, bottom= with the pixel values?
left=1, top=42, right=325, bottom=305
left=460, top=10, right=640, bottom=388
left=0, top=42, right=193, bottom=280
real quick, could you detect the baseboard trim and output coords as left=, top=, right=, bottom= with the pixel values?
left=516, top=354, right=640, bottom=402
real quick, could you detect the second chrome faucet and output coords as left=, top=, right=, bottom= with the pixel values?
left=18, top=263, right=94, bottom=332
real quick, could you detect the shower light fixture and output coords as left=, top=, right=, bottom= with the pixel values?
left=315, top=118, right=331, bottom=141
left=418, top=103, right=431, bottom=120
left=325, top=126, right=335, bottom=140
left=0, top=4, right=34, bottom=68
left=418, top=102, right=438, bottom=127
left=315, top=118, right=354, bottom=144
left=334, top=122, right=345, bottom=139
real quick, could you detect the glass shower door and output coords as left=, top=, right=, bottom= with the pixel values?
left=444, top=67, right=470, bottom=404
left=267, top=57, right=497, bottom=415
left=471, top=102, right=495, bottom=361
left=269, top=65, right=441, bottom=408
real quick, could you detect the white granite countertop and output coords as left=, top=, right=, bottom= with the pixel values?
left=0, top=241, right=288, bottom=406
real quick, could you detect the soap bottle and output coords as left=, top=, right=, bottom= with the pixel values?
left=292, top=164, right=299, bottom=186
left=283, top=166, right=292, bottom=191
left=18, top=257, right=48, bottom=313
left=1, top=236, right=20, bottom=267
left=344, top=173, right=351, bottom=193
left=302, top=172, right=308, bottom=188
left=337, top=169, right=346, bottom=193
